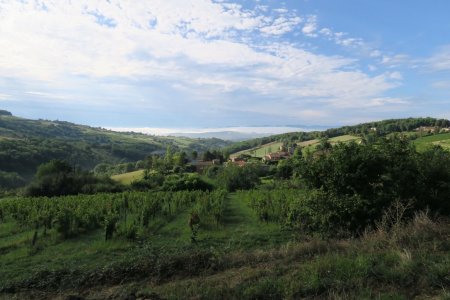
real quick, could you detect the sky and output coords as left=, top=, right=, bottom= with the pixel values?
left=0, top=0, right=450, bottom=132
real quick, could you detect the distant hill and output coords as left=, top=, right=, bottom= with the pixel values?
left=168, top=130, right=277, bottom=141
left=0, top=112, right=230, bottom=182
left=225, top=117, right=450, bottom=155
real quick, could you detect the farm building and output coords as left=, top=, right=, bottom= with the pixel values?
left=415, top=126, right=438, bottom=133
left=415, top=126, right=450, bottom=133
left=262, top=151, right=290, bottom=163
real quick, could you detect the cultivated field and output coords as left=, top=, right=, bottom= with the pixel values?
left=229, top=141, right=284, bottom=158
left=111, top=169, right=145, bottom=184
left=414, top=132, right=450, bottom=151
left=1, top=190, right=449, bottom=299
left=230, top=135, right=361, bottom=159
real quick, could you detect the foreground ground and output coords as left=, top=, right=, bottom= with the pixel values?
left=1, top=193, right=450, bottom=299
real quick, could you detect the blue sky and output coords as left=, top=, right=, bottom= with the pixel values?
left=0, top=0, right=449, bottom=132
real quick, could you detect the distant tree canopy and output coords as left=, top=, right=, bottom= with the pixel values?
left=26, top=160, right=123, bottom=197
left=0, top=115, right=231, bottom=184
left=0, top=171, right=25, bottom=189
left=201, top=150, right=225, bottom=162
left=0, top=110, right=12, bottom=116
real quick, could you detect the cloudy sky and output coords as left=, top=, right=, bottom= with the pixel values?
left=0, top=0, right=449, bottom=130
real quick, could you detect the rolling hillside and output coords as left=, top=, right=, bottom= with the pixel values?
left=0, top=112, right=230, bottom=182
left=227, top=118, right=450, bottom=158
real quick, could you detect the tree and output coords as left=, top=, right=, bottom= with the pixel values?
left=174, top=151, right=187, bottom=167
left=26, top=159, right=122, bottom=196
left=276, top=159, right=293, bottom=179
left=164, top=146, right=173, bottom=166
left=217, top=165, right=260, bottom=191
left=0, top=110, right=12, bottom=116
left=26, top=160, right=74, bottom=196
left=202, top=150, right=214, bottom=161
left=316, top=137, right=332, bottom=152
left=0, top=171, right=26, bottom=188
left=191, top=150, right=198, bottom=160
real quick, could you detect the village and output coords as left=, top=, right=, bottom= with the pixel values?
left=190, top=143, right=296, bottom=173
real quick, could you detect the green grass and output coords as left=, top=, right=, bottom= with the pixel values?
left=329, top=134, right=361, bottom=143
left=0, top=193, right=292, bottom=292
left=230, top=135, right=361, bottom=159
left=111, top=169, right=145, bottom=184
left=297, top=135, right=361, bottom=154
left=230, top=142, right=284, bottom=158
left=1, top=193, right=450, bottom=299
left=414, top=132, right=450, bottom=151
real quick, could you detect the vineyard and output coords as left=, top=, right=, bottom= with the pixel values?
left=0, top=190, right=228, bottom=245
left=1, top=190, right=450, bottom=299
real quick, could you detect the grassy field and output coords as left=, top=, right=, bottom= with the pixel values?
left=230, top=132, right=450, bottom=160
left=230, top=142, right=284, bottom=158
left=230, top=135, right=361, bottom=159
left=111, top=169, right=145, bottom=184
left=1, top=192, right=450, bottom=299
left=297, top=135, right=361, bottom=153
left=414, top=132, right=450, bottom=151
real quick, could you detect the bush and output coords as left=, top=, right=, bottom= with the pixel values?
left=297, top=139, right=450, bottom=229
left=0, top=171, right=26, bottom=188
left=162, top=174, right=213, bottom=192
left=25, top=160, right=123, bottom=197
left=216, top=165, right=260, bottom=192
left=288, top=190, right=368, bottom=236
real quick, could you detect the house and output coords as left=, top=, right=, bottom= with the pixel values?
left=230, top=156, right=245, bottom=163
left=231, top=160, right=247, bottom=167
left=262, top=151, right=290, bottom=163
left=415, top=126, right=438, bottom=133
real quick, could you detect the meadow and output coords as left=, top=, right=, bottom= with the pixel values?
left=111, top=170, right=145, bottom=185
left=229, top=141, right=284, bottom=158
left=414, top=132, right=450, bottom=151
left=297, top=135, right=361, bottom=153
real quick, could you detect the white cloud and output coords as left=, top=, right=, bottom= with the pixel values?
left=302, top=15, right=318, bottom=37
left=428, top=45, right=450, bottom=71
left=370, top=50, right=382, bottom=57
left=388, top=71, right=403, bottom=80
left=0, top=0, right=402, bottom=118
left=380, top=54, right=410, bottom=68
left=260, top=16, right=302, bottom=35
left=365, top=97, right=408, bottom=107
left=432, top=81, right=450, bottom=89
left=25, top=91, right=71, bottom=100
left=0, top=93, right=12, bottom=100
